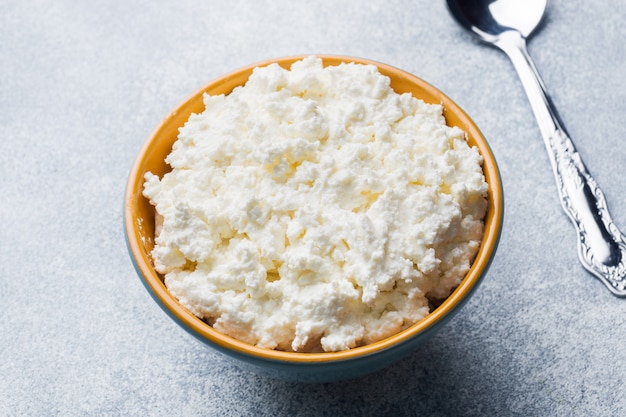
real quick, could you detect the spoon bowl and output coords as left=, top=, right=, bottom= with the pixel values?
left=447, top=0, right=546, bottom=41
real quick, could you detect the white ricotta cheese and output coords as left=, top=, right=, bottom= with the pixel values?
left=143, top=56, right=488, bottom=352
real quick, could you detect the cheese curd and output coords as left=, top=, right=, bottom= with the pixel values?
left=143, top=56, right=488, bottom=352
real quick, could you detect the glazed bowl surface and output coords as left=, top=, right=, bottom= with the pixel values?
left=124, top=55, right=503, bottom=382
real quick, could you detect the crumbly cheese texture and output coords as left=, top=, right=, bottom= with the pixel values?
left=143, top=56, right=488, bottom=352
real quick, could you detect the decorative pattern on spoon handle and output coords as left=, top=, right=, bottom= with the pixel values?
left=498, top=31, right=626, bottom=296
left=549, top=128, right=626, bottom=295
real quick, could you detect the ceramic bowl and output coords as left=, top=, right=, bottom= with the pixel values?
left=124, top=55, right=503, bottom=382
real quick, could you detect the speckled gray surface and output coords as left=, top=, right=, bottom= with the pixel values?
left=2, top=0, right=626, bottom=415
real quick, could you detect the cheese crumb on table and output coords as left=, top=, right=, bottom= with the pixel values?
left=143, top=56, right=488, bottom=352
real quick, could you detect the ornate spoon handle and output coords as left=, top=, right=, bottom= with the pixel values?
left=496, top=31, right=626, bottom=296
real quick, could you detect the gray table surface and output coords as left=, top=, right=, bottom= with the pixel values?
left=3, top=0, right=626, bottom=416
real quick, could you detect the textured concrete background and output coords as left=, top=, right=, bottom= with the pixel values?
left=2, top=0, right=625, bottom=415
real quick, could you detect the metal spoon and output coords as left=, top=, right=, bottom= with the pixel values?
left=446, top=0, right=626, bottom=296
